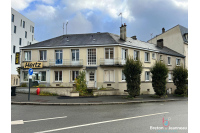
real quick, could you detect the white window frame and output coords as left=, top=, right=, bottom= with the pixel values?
left=122, top=48, right=128, bottom=60
left=39, top=50, right=47, bottom=61
left=71, top=49, right=79, bottom=61
left=152, top=53, right=156, bottom=60
left=54, top=71, right=62, bottom=82
left=168, top=73, right=172, bottom=82
left=122, top=70, right=126, bottom=81
left=176, top=58, right=181, bottom=66
left=87, top=48, right=96, bottom=65
left=55, top=50, right=63, bottom=65
left=167, top=56, right=171, bottom=65
left=105, top=47, right=114, bottom=59
left=145, top=71, right=150, bottom=81
left=134, top=50, right=140, bottom=61
left=40, top=71, right=47, bottom=82
left=22, top=71, right=29, bottom=82
left=104, top=70, right=115, bottom=82
left=71, top=70, right=79, bottom=82
left=145, top=52, right=150, bottom=62
left=160, top=54, right=163, bottom=60
left=24, top=51, right=31, bottom=61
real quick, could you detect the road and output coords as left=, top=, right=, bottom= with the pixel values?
left=11, top=101, right=188, bottom=133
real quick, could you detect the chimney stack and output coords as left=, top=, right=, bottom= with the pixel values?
left=162, top=28, right=165, bottom=33
left=131, top=36, right=137, bottom=40
left=157, top=39, right=164, bottom=48
left=120, top=23, right=127, bottom=41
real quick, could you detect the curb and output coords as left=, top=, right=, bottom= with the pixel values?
left=11, top=99, right=187, bottom=106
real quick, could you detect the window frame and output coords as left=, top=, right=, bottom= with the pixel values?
left=152, top=53, right=156, bottom=60
left=168, top=73, right=172, bottom=82
left=22, top=71, right=29, bottom=82
left=160, top=54, right=163, bottom=61
left=12, top=14, right=14, bottom=22
left=71, top=49, right=79, bottom=61
left=24, top=51, right=31, bottom=61
left=176, top=58, right=181, bottom=66
left=71, top=71, right=79, bottom=81
left=144, top=52, right=150, bottom=62
left=25, top=31, right=27, bottom=38
left=104, top=70, right=114, bottom=82
left=122, top=70, right=126, bottom=81
left=134, top=50, right=140, bottom=61
left=39, top=50, right=47, bottom=61
left=55, top=50, right=63, bottom=64
left=23, top=21, right=25, bottom=28
left=122, top=48, right=128, bottom=60
left=13, top=45, right=16, bottom=53
left=54, top=71, right=62, bottom=82
left=19, top=38, right=22, bottom=45
left=145, top=71, right=150, bottom=81
left=87, top=48, right=97, bottom=65
left=14, top=25, right=16, bottom=33
left=105, top=47, right=114, bottom=59
left=167, top=56, right=171, bottom=65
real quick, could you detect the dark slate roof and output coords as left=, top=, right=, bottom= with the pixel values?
left=179, top=25, right=188, bottom=43
left=21, top=32, right=184, bottom=58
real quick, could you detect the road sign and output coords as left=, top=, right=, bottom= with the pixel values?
left=28, top=68, right=33, bottom=75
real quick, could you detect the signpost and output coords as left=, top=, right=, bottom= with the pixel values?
left=28, top=68, right=33, bottom=101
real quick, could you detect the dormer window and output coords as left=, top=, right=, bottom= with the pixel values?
left=184, top=33, right=188, bottom=41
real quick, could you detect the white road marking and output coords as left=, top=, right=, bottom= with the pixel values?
left=11, top=116, right=67, bottom=125
left=24, top=116, right=67, bottom=123
left=11, top=120, right=24, bottom=125
left=34, top=112, right=169, bottom=133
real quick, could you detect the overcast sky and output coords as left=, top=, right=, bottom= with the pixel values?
left=11, top=0, right=188, bottom=42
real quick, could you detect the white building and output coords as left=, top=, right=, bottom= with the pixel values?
left=11, top=7, right=37, bottom=86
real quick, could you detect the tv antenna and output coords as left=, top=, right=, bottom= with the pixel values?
left=66, top=21, right=68, bottom=34
left=118, top=13, right=122, bottom=25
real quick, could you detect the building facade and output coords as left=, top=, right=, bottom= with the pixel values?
left=147, top=25, right=188, bottom=69
left=19, top=24, right=184, bottom=95
left=11, top=8, right=37, bottom=86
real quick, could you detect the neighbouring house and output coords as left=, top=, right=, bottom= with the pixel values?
left=19, top=24, right=184, bottom=95
left=147, top=25, right=188, bottom=69
left=11, top=7, right=38, bottom=86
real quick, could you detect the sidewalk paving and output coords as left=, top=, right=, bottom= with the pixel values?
left=11, top=93, right=188, bottom=105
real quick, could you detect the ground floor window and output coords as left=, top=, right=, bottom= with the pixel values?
left=41, top=71, right=46, bottom=81
left=145, top=71, right=150, bottom=81
left=122, top=70, right=126, bottom=81
left=104, top=70, right=114, bottom=82
left=168, top=73, right=172, bottom=81
left=23, top=71, right=28, bottom=81
left=72, top=71, right=79, bottom=81
left=55, top=71, right=62, bottom=81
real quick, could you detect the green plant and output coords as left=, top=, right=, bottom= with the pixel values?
left=75, top=71, right=90, bottom=96
left=16, top=67, right=20, bottom=78
left=123, top=56, right=142, bottom=97
left=99, top=85, right=107, bottom=90
left=21, top=83, right=27, bottom=87
left=39, top=91, right=57, bottom=96
left=33, top=84, right=46, bottom=87
left=150, top=61, right=168, bottom=96
left=173, top=66, right=188, bottom=95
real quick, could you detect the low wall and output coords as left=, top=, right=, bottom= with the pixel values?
left=16, top=87, right=77, bottom=96
left=93, top=89, right=122, bottom=96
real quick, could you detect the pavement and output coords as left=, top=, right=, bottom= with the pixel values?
left=11, top=93, right=188, bottom=105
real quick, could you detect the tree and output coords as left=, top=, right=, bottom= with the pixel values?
left=150, top=61, right=168, bottom=96
left=123, top=56, right=142, bottom=97
left=172, top=66, right=188, bottom=95
left=75, top=71, right=88, bottom=96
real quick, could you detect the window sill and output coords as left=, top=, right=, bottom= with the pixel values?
left=103, top=82, right=115, bottom=83
left=167, top=64, right=172, bottom=66
left=52, top=81, right=63, bottom=83
left=38, top=60, right=47, bottom=62
left=144, top=61, right=151, bottom=63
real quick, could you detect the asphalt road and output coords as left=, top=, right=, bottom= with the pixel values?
left=11, top=101, right=188, bottom=133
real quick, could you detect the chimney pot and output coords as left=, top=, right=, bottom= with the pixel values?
left=157, top=39, right=164, bottom=48
left=162, top=28, right=165, bottom=33
left=131, top=36, right=137, bottom=40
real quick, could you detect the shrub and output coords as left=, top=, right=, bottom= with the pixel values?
left=21, top=83, right=27, bottom=87
left=75, top=71, right=90, bottom=96
left=173, top=66, right=188, bottom=95
left=150, top=61, right=168, bottom=96
left=123, top=56, right=142, bottom=97
left=39, top=91, right=57, bottom=96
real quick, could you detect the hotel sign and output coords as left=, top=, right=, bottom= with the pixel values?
left=15, top=52, right=20, bottom=64
left=24, top=62, right=43, bottom=68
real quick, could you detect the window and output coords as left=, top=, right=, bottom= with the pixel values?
left=23, top=21, right=25, bottom=28
left=122, top=49, right=128, bottom=60
left=40, top=50, right=47, bottom=61
left=19, top=38, right=22, bottom=45
left=145, top=71, right=150, bottom=81
left=104, top=70, right=114, bottom=82
left=145, top=52, right=150, bottom=62
left=168, top=57, right=171, bottom=65
left=32, top=27, right=34, bottom=33
left=33, top=73, right=40, bottom=81
left=134, top=50, right=139, bottom=60
left=24, top=51, right=31, bottom=61
left=14, top=25, right=16, bottom=33
left=32, top=35, right=33, bottom=41
left=25, top=31, right=27, bottom=38
left=152, top=53, right=156, bottom=59
left=55, top=71, right=62, bottom=81
left=55, top=50, right=62, bottom=64
left=168, top=73, right=172, bottom=81
left=30, top=42, right=31, bottom=45
left=14, top=78, right=15, bottom=85
left=12, top=14, right=14, bottom=22
left=16, top=78, right=18, bottom=85
left=176, top=58, right=181, bottom=66
left=71, top=71, right=79, bottom=81
left=89, top=72, right=94, bottom=81
left=20, top=19, right=22, bottom=27
left=160, top=55, right=163, bottom=60
left=122, top=70, right=126, bottom=81
left=88, top=49, right=96, bottom=65
left=13, top=46, right=16, bottom=53
left=71, top=49, right=79, bottom=61
left=23, top=71, right=28, bottom=81
left=30, top=25, right=32, bottom=32
left=105, top=48, right=114, bottom=59
left=41, top=71, right=46, bottom=81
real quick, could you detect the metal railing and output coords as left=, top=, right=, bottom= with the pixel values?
left=99, top=58, right=126, bottom=65
left=49, top=59, right=83, bottom=66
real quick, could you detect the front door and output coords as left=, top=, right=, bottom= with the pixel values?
left=87, top=70, right=96, bottom=88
